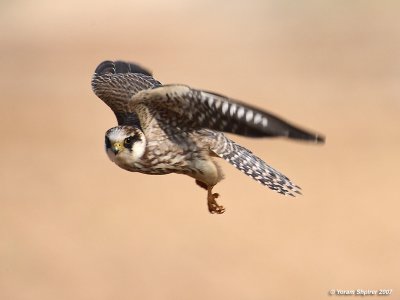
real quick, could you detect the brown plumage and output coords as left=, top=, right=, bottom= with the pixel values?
left=92, top=60, right=325, bottom=214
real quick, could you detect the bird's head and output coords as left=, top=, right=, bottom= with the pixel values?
left=105, top=126, right=146, bottom=167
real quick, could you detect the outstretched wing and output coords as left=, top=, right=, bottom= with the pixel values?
left=210, top=132, right=301, bottom=196
left=91, top=60, right=161, bottom=125
left=131, top=85, right=325, bottom=143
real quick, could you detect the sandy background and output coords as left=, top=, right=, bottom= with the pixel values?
left=1, top=1, right=399, bottom=299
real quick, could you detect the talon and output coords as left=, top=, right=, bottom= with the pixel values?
left=207, top=187, right=225, bottom=214
left=208, top=202, right=225, bottom=214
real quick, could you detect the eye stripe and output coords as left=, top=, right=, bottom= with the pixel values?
left=124, top=135, right=141, bottom=148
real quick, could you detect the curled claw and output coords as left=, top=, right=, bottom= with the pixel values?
left=207, top=189, right=225, bottom=214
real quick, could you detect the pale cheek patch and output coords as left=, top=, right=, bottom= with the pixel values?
left=131, top=140, right=146, bottom=161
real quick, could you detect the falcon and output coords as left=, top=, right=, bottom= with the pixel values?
left=91, top=60, right=325, bottom=214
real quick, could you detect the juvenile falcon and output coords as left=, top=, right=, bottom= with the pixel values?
left=91, top=60, right=325, bottom=214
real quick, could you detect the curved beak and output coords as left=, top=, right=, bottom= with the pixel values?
left=112, top=142, right=122, bottom=155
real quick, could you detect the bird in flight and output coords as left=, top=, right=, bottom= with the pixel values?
left=91, top=60, right=324, bottom=214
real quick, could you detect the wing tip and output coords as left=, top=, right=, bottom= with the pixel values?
left=94, top=60, right=115, bottom=76
left=94, top=60, right=153, bottom=76
left=314, top=133, right=326, bottom=144
left=288, top=130, right=326, bottom=144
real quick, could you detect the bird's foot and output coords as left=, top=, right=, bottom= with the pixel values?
left=207, top=191, right=225, bottom=214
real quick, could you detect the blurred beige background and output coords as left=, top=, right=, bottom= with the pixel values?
left=1, top=0, right=399, bottom=299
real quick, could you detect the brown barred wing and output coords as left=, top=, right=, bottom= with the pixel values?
left=131, top=85, right=325, bottom=142
left=91, top=60, right=161, bottom=125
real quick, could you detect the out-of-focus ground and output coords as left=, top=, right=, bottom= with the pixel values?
left=1, top=1, right=399, bottom=299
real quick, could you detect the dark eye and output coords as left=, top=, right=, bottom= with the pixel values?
left=124, top=136, right=134, bottom=148
left=105, top=136, right=111, bottom=148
